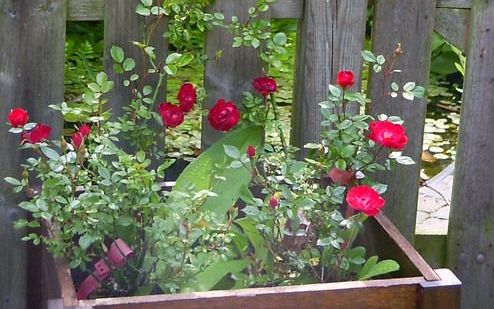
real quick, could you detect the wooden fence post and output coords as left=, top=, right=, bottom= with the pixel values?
left=202, top=0, right=264, bottom=148
left=447, top=0, right=494, bottom=307
left=104, top=1, right=168, bottom=156
left=0, top=1, right=66, bottom=308
left=291, top=0, right=368, bottom=156
left=367, top=0, right=436, bottom=241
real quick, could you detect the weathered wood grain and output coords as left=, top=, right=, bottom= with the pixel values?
left=434, top=8, right=470, bottom=52
left=447, top=0, right=494, bottom=308
left=291, top=0, right=368, bottom=156
left=67, top=0, right=103, bottom=21
left=0, top=1, right=66, bottom=308
left=367, top=0, right=436, bottom=241
left=418, top=269, right=461, bottom=309
left=436, top=0, right=472, bottom=9
left=104, top=0, right=168, bottom=153
left=202, top=0, right=264, bottom=148
left=271, top=0, right=302, bottom=19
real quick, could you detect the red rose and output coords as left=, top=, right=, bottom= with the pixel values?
left=177, top=83, right=197, bottom=113
left=24, top=123, right=51, bottom=144
left=246, top=145, right=256, bottom=159
left=368, top=120, right=408, bottom=150
left=329, top=168, right=356, bottom=187
left=336, top=70, right=355, bottom=89
left=208, top=99, right=240, bottom=132
left=346, top=185, right=385, bottom=217
left=269, top=197, right=279, bottom=209
left=8, top=108, right=29, bottom=127
left=252, top=77, right=277, bottom=96
left=79, top=124, right=91, bottom=137
left=72, top=132, right=84, bottom=149
left=158, top=102, right=184, bottom=128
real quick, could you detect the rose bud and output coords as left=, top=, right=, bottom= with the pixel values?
left=252, top=77, right=278, bottom=97
left=177, top=83, right=197, bottom=113
left=329, top=168, right=356, bottom=187
left=158, top=102, right=184, bottom=128
left=72, top=132, right=84, bottom=149
left=208, top=99, right=240, bottom=132
left=368, top=120, right=408, bottom=150
left=336, top=70, right=355, bottom=89
left=8, top=108, right=29, bottom=128
left=269, top=196, right=280, bottom=209
left=246, top=145, right=256, bottom=159
left=346, top=185, right=385, bottom=217
left=79, top=124, right=91, bottom=137
left=25, top=123, right=51, bottom=144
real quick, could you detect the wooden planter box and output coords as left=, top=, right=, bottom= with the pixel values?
left=42, top=214, right=461, bottom=309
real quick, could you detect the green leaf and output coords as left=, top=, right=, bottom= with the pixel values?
left=136, top=4, right=151, bottom=16
left=273, top=32, right=287, bottom=46
left=223, top=145, right=241, bottom=159
left=110, top=45, right=125, bottom=63
left=190, top=260, right=248, bottom=292
left=123, top=58, right=136, bottom=71
left=4, top=177, right=21, bottom=186
left=357, top=257, right=400, bottom=280
left=361, top=50, right=377, bottom=63
left=340, top=145, right=356, bottom=158
left=79, top=234, right=97, bottom=250
left=41, top=147, right=60, bottom=161
left=174, top=126, right=264, bottom=218
left=141, top=0, right=152, bottom=6
left=166, top=53, right=182, bottom=64
left=236, top=218, right=268, bottom=262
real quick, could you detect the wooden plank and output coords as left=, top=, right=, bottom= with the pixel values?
left=67, top=0, right=103, bottom=21
left=202, top=0, right=264, bottom=148
left=291, top=0, right=368, bottom=156
left=436, top=0, right=471, bottom=9
left=446, top=0, right=494, bottom=307
left=375, top=214, right=440, bottom=281
left=434, top=8, right=470, bottom=52
left=66, top=0, right=303, bottom=21
left=272, top=0, right=302, bottom=19
left=0, top=1, right=66, bottom=308
left=418, top=269, right=461, bottom=309
left=104, top=0, right=168, bottom=152
left=367, top=0, right=436, bottom=241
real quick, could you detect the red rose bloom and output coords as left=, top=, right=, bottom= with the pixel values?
left=269, top=197, right=279, bottom=209
left=25, top=123, right=51, bottom=144
left=8, top=108, right=29, bottom=127
left=346, top=185, right=385, bottom=217
left=177, top=83, right=197, bottom=113
left=252, top=77, right=277, bottom=96
left=368, top=120, right=408, bottom=150
left=72, top=132, right=84, bottom=149
left=246, top=145, right=256, bottom=159
left=158, top=102, right=184, bottom=128
left=208, top=99, right=240, bottom=132
left=79, top=124, right=91, bottom=137
left=336, top=70, right=355, bottom=89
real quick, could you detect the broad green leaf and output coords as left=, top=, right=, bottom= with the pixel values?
left=357, top=256, right=400, bottom=280
left=4, top=177, right=21, bottom=186
left=110, top=46, right=125, bottom=63
left=190, top=260, right=248, bottom=292
left=236, top=218, right=268, bottom=262
left=174, top=126, right=263, bottom=218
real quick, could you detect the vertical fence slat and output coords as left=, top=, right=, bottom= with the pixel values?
left=447, top=0, right=494, bottom=307
left=0, top=0, right=66, bottom=308
left=291, top=0, right=368, bottom=154
left=202, top=0, right=264, bottom=149
left=104, top=1, right=168, bottom=121
left=367, top=0, right=436, bottom=241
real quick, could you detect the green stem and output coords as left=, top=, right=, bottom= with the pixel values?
left=152, top=73, right=165, bottom=106
left=269, top=93, right=288, bottom=158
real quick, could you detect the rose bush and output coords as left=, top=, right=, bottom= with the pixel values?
left=4, top=0, right=425, bottom=300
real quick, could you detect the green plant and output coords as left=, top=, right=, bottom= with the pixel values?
left=5, top=0, right=424, bottom=299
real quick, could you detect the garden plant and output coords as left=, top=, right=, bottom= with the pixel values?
left=4, top=0, right=425, bottom=300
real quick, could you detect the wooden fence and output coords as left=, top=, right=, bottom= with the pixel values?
left=0, top=0, right=492, bottom=308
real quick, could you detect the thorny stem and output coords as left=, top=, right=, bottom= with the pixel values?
left=355, top=145, right=384, bottom=173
